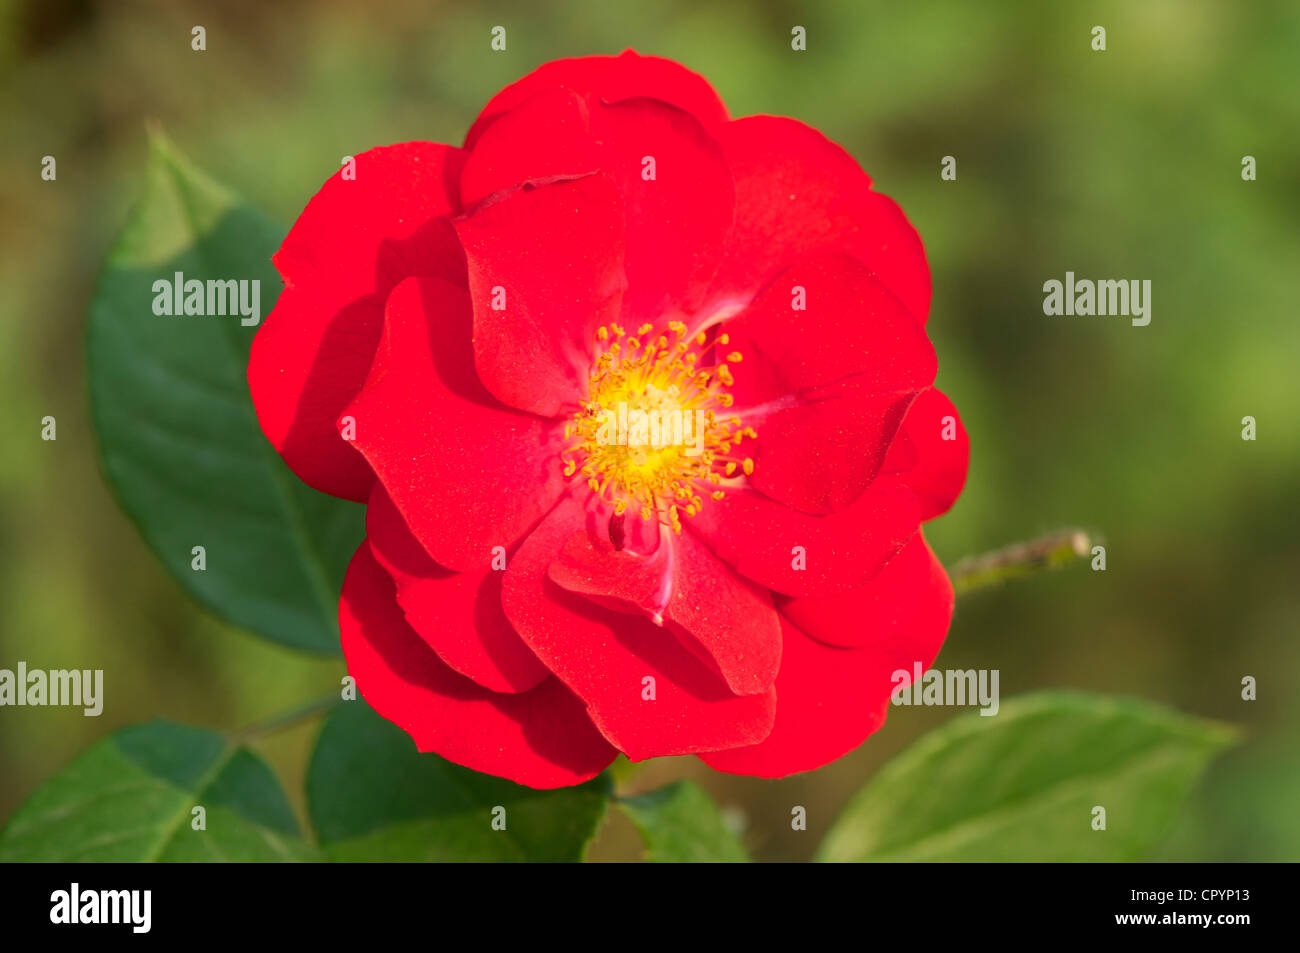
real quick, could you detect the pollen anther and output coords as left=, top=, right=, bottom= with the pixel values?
left=561, top=322, right=758, bottom=529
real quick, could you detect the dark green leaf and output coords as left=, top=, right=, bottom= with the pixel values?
left=0, top=720, right=315, bottom=861
left=620, top=780, right=750, bottom=862
left=817, top=692, right=1239, bottom=862
left=87, top=131, right=363, bottom=653
left=307, top=700, right=610, bottom=861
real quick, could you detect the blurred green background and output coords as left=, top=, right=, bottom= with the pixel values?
left=1, top=0, right=1297, bottom=861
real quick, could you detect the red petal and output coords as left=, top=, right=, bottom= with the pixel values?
left=547, top=500, right=674, bottom=621
left=502, top=496, right=776, bottom=760
left=548, top=506, right=781, bottom=696
left=249, top=142, right=465, bottom=501
left=746, top=383, right=918, bottom=516
left=344, top=276, right=566, bottom=570
left=705, top=116, right=930, bottom=325
left=777, top=532, right=945, bottom=649
left=688, top=477, right=921, bottom=598
left=701, top=534, right=953, bottom=777
left=656, top=528, right=782, bottom=696
left=465, top=49, right=729, bottom=148
left=462, top=90, right=733, bottom=322
left=340, top=542, right=617, bottom=789
left=726, top=254, right=935, bottom=404
left=366, top=484, right=549, bottom=693
left=452, top=175, right=627, bottom=416
left=884, top=388, right=969, bottom=521
left=725, top=253, right=936, bottom=513
left=461, top=87, right=597, bottom=204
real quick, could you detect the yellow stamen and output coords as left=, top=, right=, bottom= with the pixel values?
left=561, top=322, right=758, bottom=530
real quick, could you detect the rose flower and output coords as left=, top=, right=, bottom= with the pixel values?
left=249, top=51, right=968, bottom=788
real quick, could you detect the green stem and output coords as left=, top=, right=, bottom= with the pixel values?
left=230, top=692, right=341, bottom=743
left=950, top=529, right=1094, bottom=596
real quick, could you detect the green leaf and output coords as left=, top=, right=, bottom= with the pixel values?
left=816, top=692, right=1239, bottom=862
left=0, top=720, right=315, bottom=861
left=307, top=700, right=611, bottom=861
left=620, top=780, right=750, bottom=862
left=87, top=131, right=363, bottom=654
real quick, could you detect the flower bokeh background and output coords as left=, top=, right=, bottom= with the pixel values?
left=1, top=0, right=1297, bottom=861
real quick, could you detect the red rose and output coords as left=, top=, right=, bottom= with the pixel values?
left=248, top=51, right=968, bottom=788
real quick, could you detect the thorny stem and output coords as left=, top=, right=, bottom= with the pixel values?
left=950, top=528, right=1095, bottom=596
left=230, top=692, right=341, bottom=744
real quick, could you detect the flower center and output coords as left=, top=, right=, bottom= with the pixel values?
left=562, top=320, right=755, bottom=534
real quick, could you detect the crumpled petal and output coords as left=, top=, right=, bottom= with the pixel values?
left=688, top=477, right=921, bottom=598
left=249, top=142, right=466, bottom=501
left=705, top=116, right=930, bottom=324
left=366, top=484, right=549, bottom=693
left=702, top=533, right=953, bottom=777
left=462, top=89, right=733, bottom=323
left=723, top=252, right=936, bottom=513
left=340, top=541, right=617, bottom=789
left=465, top=49, right=729, bottom=148
left=452, top=174, right=627, bottom=416
left=776, top=532, right=949, bottom=649
left=883, top=387, right=969, bottom=521
left=344, top=276, right=567, bottom=570
left=548, top=502, right=782, bottom=696
left=502, top=495, right=776, bottom=760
